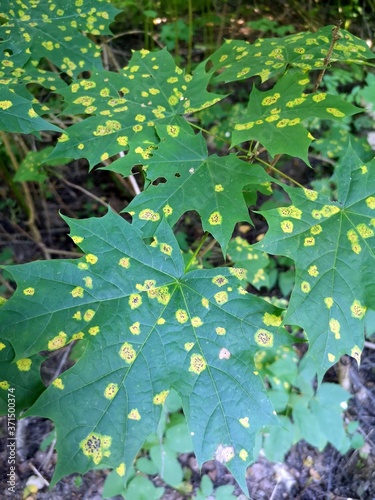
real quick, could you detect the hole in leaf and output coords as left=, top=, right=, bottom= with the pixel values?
left=152, top=177, right=167, bottom=186
left=174, top=173, right=181, bottom=178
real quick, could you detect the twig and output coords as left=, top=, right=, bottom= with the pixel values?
left=58, top=177, right=110, bottom=208
left=28, top=462, right=50, bottom=487
left=364, top=340, right=375, bottom=350
left=313, top=22, right=342, bottom=93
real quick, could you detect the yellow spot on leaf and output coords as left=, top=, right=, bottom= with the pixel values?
left=326, top=107, right=345, bottom=118
left=301, top=281, right=311, bottom=293
left=89, top=326, right=100, bottom=336
left=176, top=309, right=189, bottom=323
left=277, top=205, right=302, bottom=219
left=212, top=275, right=228, bottom=287
left=324, top=297, right=334, bottom=309
left=262, top=313, right=282, bottom=327
left=78, top=262, right=89, bottom=270
left=118, top=257, right=130, bottom=268
left=304, top=236, right=315, bottom=246
left=356, top=224, right=374, bottom=239
left=254, top=329, right=274, bottom=348
left=80, top=432, right=112, bottom=465
left=350, top=300, right=367, bottom=319
left=366, top=196, right=375, bottom=209
left=48, top=332, right=67, bottom=350
left=160, top=243, right=172, bottom=256
left=157, top=318, right=166, bottom=325
left=71, top=286, right=84, bottom=298
left=189, top=354, right=207, bottom=374
left=52, top=378, right=64, bottom=390
left=329, top=318, right=341, bottom=339
left=139, top=209, right=160, bottom=221
left=321, top=205, right=340, bottom=218
left=0, top=343, right=6, bottom=351
left=310, top=225, right=322, bottom=235
left=184, top=342, right=194, bottom=351
left=201, top=297, right=209, bottom=308
left=303, top=188, right=318, bottom=201
left=215, top=327, right=226, bottom=335
left=104, top=383, right=118, bottom=399
left=83, top=277, right=93, bottom=289
left=208, top=211, right=222, bottom=225
left=214, top=445, right=235, bottom=464
left=239, top=449, right=248, bottom=461
left=351, top=345, right=362, bottom=365
left=239, top=416, right=250, bottom=428
left=23, top=287, right=35, bottom=296
left=0, top=100, right=13, bottom=110
left=86, top=254, right=98, bottom=264
left=360, top=165, right=367, bottom=174
left=0, top=381, right=10, bottom=390
left=308, top=265, right=319, bottom=277
left=72, top=236, right=84, bottom=244
left=312, top=93, right=327, bottom=102
left=153, top=390, right=169, bottom=405
left=281, top=220, right=294, bottom=233
left=16, top=358, right=32, bottom=371
left=215, top=184, right=224, bottom=192
left=129, top=294, right=142, bottom=309
left=119, top=342, right=136, bottom=364
left=72, top=332, right=84, bottom=340
left=129, top=322, right=141, bottom=335
left=328, top=353, right=336, bottom=363
left=191, top=317, right=203, bottom=327
left=128, top=409, right=141, bottom=420
left=116, top=463, right=126, bottom=477
left=214, top=291, right=228, bottom=305
left=163, top=204, right=173, bottom=216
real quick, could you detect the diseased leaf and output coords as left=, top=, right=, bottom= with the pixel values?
left=124, top=130, right=271, bottom=252
left=47, top=49, right=222, bottom=171
left=0, top=339, right=45, bottom=417
left=0, top=210, right=295, bottom=492
left=203, top=26, right=374, bottom=85
left=257, top=143, right=375, bottom=379
left=231, top=71, right=361, bottom=164
left=0, top=0, right=120, bottom=78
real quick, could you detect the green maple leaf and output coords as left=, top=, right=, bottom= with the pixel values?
left=203, top=26, right=374, bottom=85
left=257, top=144, right=375, bottom=379
left=124, top=130, right=271, bottom=252
left=47, top=49, right=222, bottom=171
left=0, top=339, right=45, bottom=417
left=0, top=210, right=295, bottom=492
left=231, top=71, right=361, bottom=164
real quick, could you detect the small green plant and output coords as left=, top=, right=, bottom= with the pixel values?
left=0, top=1, right=374, bottom=497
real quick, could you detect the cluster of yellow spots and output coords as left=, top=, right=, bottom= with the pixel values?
left=239, top=416, right=250, bottom=428
left=329, top=318, right=341, bottom=339
left=160, top=243, right=173, bottom=256
left=312, top=93, right=327, bottom=103
left=129, top=294, right=142, bottom=309
left=80, top=432, right=112, bottom=465
left=189, top=353, right=207, bottom=374
left=118, top=257, right=131, bottom=269
left=128, top=409, right=141, bottom=420
left=326, top=107, right=345, bottom=118
left=347, top=229, right=361, bottom=254
left=116, top=463, right=126, bottom=477
left=356, top=223, right=374, bottom=239
left=324, top=297, right=334, bottom=309
left=71, top=286, right=84, bottom=298
left=286, top=97, right=306, bottom=108
left=176, top=309, right=189, bottom=324
left=304, top=236, right=315, bottom=247
left=212, top=275, right=228, bottom=287
left=262, top=312, right=282, bottom=327
left=276, top=117, right=301, bottom=128
left=138, top=209, right=160, bottom=222
left=237, top=67, right=251, bottom=78
left=261, top=92, right=281, bottom=106
left=253, top=268, right=266, bottom=285
left=89, top=326, right=100, bottom=336
left=239, top=449, right=248, bottom=461
left=72, top=332, right=84, bottom=340
left=229, top=267, right=247, bottom=280
left=93, top=120, right=121, bottom=137
left=277, top=205, right=302, bottom=219
left=308, top=265, right=319, bottom=277
left=254, top=329, right=274, bottom=348
left=153, top=390, right=169, bottom=405
left=312, top=204, right=341, bottom=221
left=208, top=211, right=223, bottom=225
left=300, top=281, right=311, bottom=293
left=104, top=383, right=119, bottom=400
left=23, top=287, right=35, bottom=296
left=129, top=322, right=141, bottom=335
left=350, top=299, right=366, bottom=319
left=219, top=348, right=231, bottom=360
left=149, top=286, right=171, bottom=305
left=281, top=220, right=294, bottom=233
left=48, top=332, right=67, bottom=351
left=214, top=291, right=228, bottom=305
left=234, top=121, right=254, bottom=131
left=52, top=378, right=64, bottom=390
left=16, top=358, right=32, bottom=371
left=119, top=342, right=136, bottom=364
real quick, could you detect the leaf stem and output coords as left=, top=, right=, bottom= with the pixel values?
left=185, top=231, right=209, bottom=272
left=313, top=21, right=342, bottom=93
